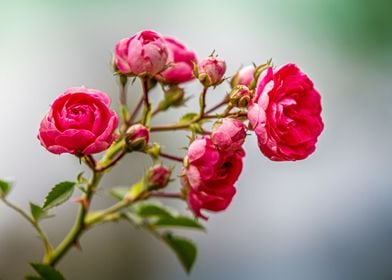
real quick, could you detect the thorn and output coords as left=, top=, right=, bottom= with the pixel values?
left=74, top=240, right=82, bottom=251
left=73, top=196, right=89, bottom=209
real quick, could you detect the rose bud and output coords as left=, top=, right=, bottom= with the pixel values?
left=197, top=56, right=226, bottom=87
left=211, top=118, right=247, bottom=152
left=248, top=63, right=324, bottom=161
left=114, top=30, right=168, bottom=77
left=231, top=65, right=255, bottom=88
left=38, top=87, right=118, bottom=155
left=182, top=136, right=245, bottom=219
left=229, top=85, right=251, bottom=108
left=157, top=37, right=197, bottom=84
left=125, top=124, right=149, bottom=151
left=145, top=164, right=172, bottom=190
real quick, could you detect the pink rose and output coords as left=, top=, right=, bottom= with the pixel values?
left=38, top=87, right=118, bottom=155
left=211, top=118, right=247, bottom=152
left=248, top=63, right=324, bottom=161
left=198, top=56, right=226, bottom=87
left=231, top=65, right=255, bottom=87
left=182, top=136, right=245, bottom=219
left=158, top=37, right=197, bottom=84
left=114, top=30, right=168, bottom=76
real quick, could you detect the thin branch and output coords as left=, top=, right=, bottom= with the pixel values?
left=149, top=191, right=184, bottom=199
left=1, top=197, right=52, bottom=257
left=128, top=96, right=144, bottom=125
left=205, top=95, right=229, bottom=114
left=159, top=152, right=183, bottom=163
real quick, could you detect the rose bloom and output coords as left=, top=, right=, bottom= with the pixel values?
left=211, top=118, right=247, bottom=152
left=248, top=63, right=324, bottom=161
left=182, top=136, right=244, bottom=219
left=198, top=56, right=226, bottom=87
left=38, top=87, right=118, bottom=155
left=114, top=30, right=168, bottom=76
left=158, top=37, right=197, bottom=84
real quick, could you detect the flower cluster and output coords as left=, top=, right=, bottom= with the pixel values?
left=182, top=118, right=246, bottom=219
left=2, top=29, right=324, bottom=276
left=38, top=29, right=323, bottom=220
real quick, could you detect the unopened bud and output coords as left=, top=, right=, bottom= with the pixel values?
left=229, top=85, right=251, bottom=108
left=197, top=56, right=226, bottom=87
left=159, top=86, right=185, bottom=111
left=125, top=124, right=149, bottom=151
left=145, top=164, right=171, bottom=190
left=231, top=65, right=255, bottom=88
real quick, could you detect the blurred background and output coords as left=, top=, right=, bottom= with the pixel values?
left=1, top=0, right=392, bottom=279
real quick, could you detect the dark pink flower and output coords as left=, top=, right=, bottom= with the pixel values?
left=248, top=63, right=324, bottom=161
left=114, top=30, right=168, bottom=76
left=38, top=87, right=118, bottom=155
left=198, top=56, right=226, bottom=87
left=182, top=136, right=245, bottom=219
left=211, top=118, right=247, bottom=152
left=158, top=37, right=197, bottom=84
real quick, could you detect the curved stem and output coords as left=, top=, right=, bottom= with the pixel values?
left=95, top=150, right=126, bottom=172
left=1, top=197, right=52, bottom=259
left=198, top=87, right=208, bottom=120
left=205, top=95, right=229, bottom=114
left=46, top=171, right=103, bottom=266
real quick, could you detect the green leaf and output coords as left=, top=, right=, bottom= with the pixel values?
left=30, top=263, right=65, bottom=280
left=162, top=232, right=197, bottom=273
left=43, top=181, right=75, bottom=210
left=0, top=179, right=12, bottom=197
left=25, top=276, right=44, bottom=280
left=178, top=112, right=198, bottom=124
left=154, top=216, right=204, bottom=230
left=134, top=202, right=173, bottom=218
left=30, top=203, right=51, bottom=222
left=109, top=186, right=129, bottom=201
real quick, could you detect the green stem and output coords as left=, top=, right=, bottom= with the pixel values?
left=99, top=139, right=126, bottom=168
left=0, top=197, right=52, bottom=260
left=141, top=77, right=151, bottom=126
left=198, top=87, right=208, bottom=120
left=46, top=172, right=103, bottom=266
left=85, top=200, right=128, bottom=227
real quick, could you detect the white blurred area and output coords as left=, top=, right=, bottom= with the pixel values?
left=1, top=1, right=392, bottom=279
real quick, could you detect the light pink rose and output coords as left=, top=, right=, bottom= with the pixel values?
left=182, top=136, right=245, bottom=219
left=198, top=56, right=226, bottom=87
left=158, top=37, right=197, bottom=84
left=211, top=118, right=247, bottom=152
left=232, top=65, right=255, bottom=87
left=38, top=87, right=118, bottom=155
left=248, top=63, right=324, bottom=161
left=114, top=30, right=168, bottom=76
